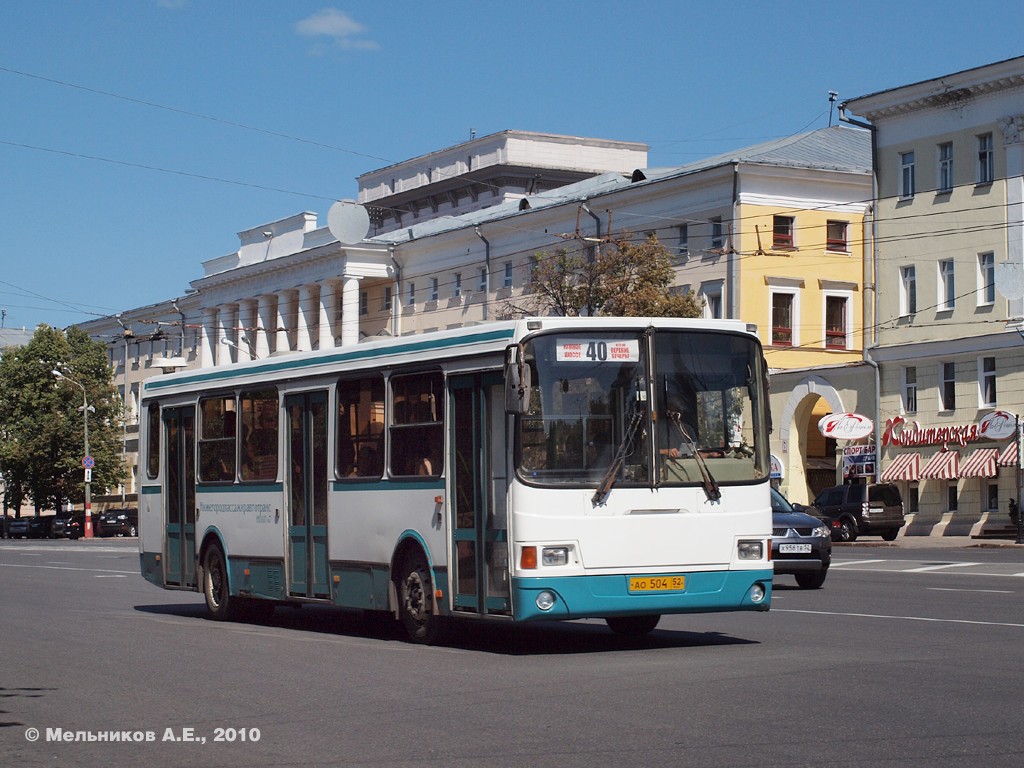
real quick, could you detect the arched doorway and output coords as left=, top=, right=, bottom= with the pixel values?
left=777, top=376, right=844, bottom=506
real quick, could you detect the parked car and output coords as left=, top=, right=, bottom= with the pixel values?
left=52, top=514, right=86, bottom=539
left=7, top=517, right=31, bottom=538
left=96, top=508, right=138, bottom=537
left=812, top=483, right=905, bottom=542
left=771, top=488, right=832, bottom=589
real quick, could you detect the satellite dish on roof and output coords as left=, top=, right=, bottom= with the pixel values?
left=328, top=200, right=370, bottom=245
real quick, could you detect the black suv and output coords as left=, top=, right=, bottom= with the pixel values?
left=812, top=483, right=905, bottom=542
left=95, top=508, right=138, bottom=537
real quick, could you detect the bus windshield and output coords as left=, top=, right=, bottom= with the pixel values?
left=516, top=329, right=767, bottom=489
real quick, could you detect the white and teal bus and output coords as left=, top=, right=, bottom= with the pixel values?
left=138, top=317, right=773, bottom=642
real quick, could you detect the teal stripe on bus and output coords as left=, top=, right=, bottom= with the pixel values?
left=144, top=327, right=515, bottom=391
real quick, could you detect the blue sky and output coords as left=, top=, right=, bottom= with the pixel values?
left=2, top=1, right=1023, bottom=332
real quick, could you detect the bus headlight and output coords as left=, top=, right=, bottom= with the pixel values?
left=536, top=591, right=557, bottom=611
left=737, top=540, right=764, bottom=560
left=541, top=547, right=568, bottom=566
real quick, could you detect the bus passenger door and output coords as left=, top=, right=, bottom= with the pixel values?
left=285, top=391, right=330, bottom=599
left=449, top=372, right=511, bottom=615
left=163, top=406, right=196, bottom=587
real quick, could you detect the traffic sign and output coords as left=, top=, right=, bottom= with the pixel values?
left=82, top=456, right=95, bottom=469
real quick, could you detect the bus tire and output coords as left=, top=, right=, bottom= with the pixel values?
left=203, top=546, right=241, bottom=622
left=397, top=552, right=445, bottom=644
left=606, top=614, right=660, bottom=637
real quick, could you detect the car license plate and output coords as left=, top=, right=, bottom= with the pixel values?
left=629, top=575, right=685, bottom=592
left=779, top=543, right=812, bottom=554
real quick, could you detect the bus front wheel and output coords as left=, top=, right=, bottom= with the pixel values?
left=203, top=546, right=241, bottom=622
left=606, top=614, right=661, bottom=637
left=397, top=552, right=445, bottom=644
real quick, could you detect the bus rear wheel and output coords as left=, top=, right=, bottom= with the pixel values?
left=203, top=546, right=241, bottom=622
left=606, top=614, right=661, bottom=637
left=397, top=552, right=445, bottom=644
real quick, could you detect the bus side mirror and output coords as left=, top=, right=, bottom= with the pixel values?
left=504, top=345, right=531, bottom=414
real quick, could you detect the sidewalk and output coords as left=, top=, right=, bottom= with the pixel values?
left=840, top=535, right=1023, bottom=549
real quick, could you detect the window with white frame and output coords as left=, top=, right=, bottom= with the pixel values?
left=978, top=252, right=995, bottom=305
left=903, top=366, right=917, bottom=414
left=978, top=133, right=994, bottom=184
left=938, top=142, right=953, bottom=193
left=773, top=215, right=795, bottom=249
left=900, top=151, right=916, bottom=198
left=382, top=286, right=392, bottom=311
left=503, top=262, right=513, bottom=288
left=430, top=277, right=439, bottom=302
left=478, top=267, right=487, bottom=292
left=677, top=224, right=689, bottom=258
left=359, top=290, right=368, bottom=316
left=824, top=294, right=849, bottom=349
left=979, top=356, right=997, bottom=407
left=770, top=291, right=796, bottom=346
left=826, top=220, right=848, bottom=252
left=900, top=265, right=917, bottom=316
left=407, top=281, right=416, bottom=307
left=453, top=273, right=462, bottom=298
left=700, top=280, right=724, bottom=320
left=710, top=217, right=723, bottom=250
left=941, top=361, right=956, bottom=411
left=939, top=259, right=955, bottom=310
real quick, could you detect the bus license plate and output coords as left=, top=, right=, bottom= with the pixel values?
left=779, top=543, right=812, bottom=554
left=629, top=575, right=685, bottom=592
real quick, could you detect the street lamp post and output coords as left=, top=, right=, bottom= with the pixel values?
left=52, top=369, right=96, bottom=539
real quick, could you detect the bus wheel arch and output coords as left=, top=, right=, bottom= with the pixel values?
left=199, top=533, right=241, bottom=622
left=391, top=538, right=446, bottom=644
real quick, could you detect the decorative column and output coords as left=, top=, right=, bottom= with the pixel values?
left=296, top=285, right=316, bottom=353
left=339, top=275, right=361, bottom=347
left=275, top=290, right=294, bottom=354
left=318, top=279, right=338, bottom=350
left=215, top=304, right=234, bottom=366
left=255, top=295, right=274, bottom=359
left=239, top=299, right=258, bottom=360
left=199, top=308, right=217, bottom=368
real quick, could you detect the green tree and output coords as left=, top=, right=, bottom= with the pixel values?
left=501, top=234, right=704, bottom=318
left=0, top=325, right=126, bottom=514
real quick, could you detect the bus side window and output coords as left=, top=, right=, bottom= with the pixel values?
left=199, top=395, right=237, bottom=483
left=240, top=388, right=279, bottom=481
left=390, top=371, right=443, bottom=477
left=338, top=375, right=385, bottom=479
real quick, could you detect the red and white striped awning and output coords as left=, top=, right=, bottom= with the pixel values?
left=920, top=450, right=959, bottom=480
left=880, top=452, right=920, bottom=482
left=958, top=448, right=999, bottom=478
left=998, top=441, right=1019, bottom=468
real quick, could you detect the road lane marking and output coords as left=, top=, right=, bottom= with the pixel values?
left=0, top=563, right=136, bottom=574
left=928, top=587, right=1014, bottom=593
left=903, top=562, right=981, bottom=573
left=829, top=559, right=887, bottom=567
left=776, top=608, right=1024, bottom=629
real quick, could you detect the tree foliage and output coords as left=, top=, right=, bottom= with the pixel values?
left=501, top=233, right=704, bottom=319
left=0, top=325, right=126, bottom=514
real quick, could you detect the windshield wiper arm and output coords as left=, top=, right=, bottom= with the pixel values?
left=670, top=414, right=721, bottom=502
left=592, top=406, right=644, bottom=506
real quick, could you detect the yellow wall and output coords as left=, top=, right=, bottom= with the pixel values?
left=736, top=203, right=864, bottom=371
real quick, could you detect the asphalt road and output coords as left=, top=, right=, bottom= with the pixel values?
left=2, top=538, right=1023, bottom=768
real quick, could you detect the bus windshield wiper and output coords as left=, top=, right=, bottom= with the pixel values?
left=592, top=406, right=645, bottom=506
left=668, top=412, right=721, bottom=502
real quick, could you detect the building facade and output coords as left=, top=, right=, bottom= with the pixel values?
left=844, top=55, right=1024, bottom=535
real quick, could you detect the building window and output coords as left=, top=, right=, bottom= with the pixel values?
left=942, top=361, right=956, bottom=411
left=710, top=217, right=723, bottom=250
left=939, top=259, right=955, bottom=310
left=907, top=484, right=920, bottom=514
left=824, top=295, right=848, bottom=349
left=900, top=151, right=916, bottom=198
left=978, top=252, right=995, bottom=306
left=677, top=224, right=689, bottom=257
left=773, top=215, right=795, bottom=249
left=826, top=220, right=848, bottom=252
left=407, top=282, right=416, bottom=307
left=946, top=482, right=958, bottom=513
left=453, top=273, right=462, bottom=299
left=978, top=133, right=994, bottom=184
left=900, top=266, right=917, bottom=316
left=359, top=291, right=368, bottom=316
left=987, top=483, right=999, bottom=512
left=478, top=267, right=487, bottom=292
left=903, top=366, right=917, bottom=414
left=979, top=356, right=997, bottom=407
left=430, top=278, right=439, bottom=302
left=382, top=286, right=392, bottom=311
left=503, top=262, right=513, bottom=288
left=771, top=292, right=795, bottom=346
left=938, top=142, right=953, bottom=193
